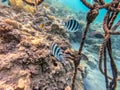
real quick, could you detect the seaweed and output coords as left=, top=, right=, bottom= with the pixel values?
left=72, top=0, right=120, bottom=90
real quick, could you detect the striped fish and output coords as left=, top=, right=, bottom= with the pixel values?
left=64, top=19, right=80, bottom=32
left=50, top=42, right=66, bottom=65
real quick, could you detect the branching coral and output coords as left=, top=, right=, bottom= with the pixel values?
left=72, top=0, right=120, bottom=90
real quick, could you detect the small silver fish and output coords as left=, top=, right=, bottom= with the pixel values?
left=64, top=19, right=80, bottom=32
left=50, top=42, right=66, bottom=65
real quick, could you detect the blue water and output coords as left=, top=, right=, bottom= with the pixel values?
left=59, top=0, right=120, bottom=23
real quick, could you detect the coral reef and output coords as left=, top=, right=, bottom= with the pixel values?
left=0, top=5, right=84, bottom=90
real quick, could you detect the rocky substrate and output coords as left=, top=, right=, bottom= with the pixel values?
left=0, top=5, right=85, bottom=90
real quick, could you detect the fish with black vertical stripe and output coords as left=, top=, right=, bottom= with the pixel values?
left=50, top=42, right=66, bottom=65
left=64, top=19, right=80, bottom=32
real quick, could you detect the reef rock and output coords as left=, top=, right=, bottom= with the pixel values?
left=0, top=5, right=83, bottom=90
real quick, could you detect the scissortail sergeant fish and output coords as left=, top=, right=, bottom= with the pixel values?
left=64, top=19, right=80, bottom=32
left=50, top=42, right=66, bottom=65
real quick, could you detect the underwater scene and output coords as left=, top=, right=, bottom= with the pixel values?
left=0, top=0, right=120, bottom=90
